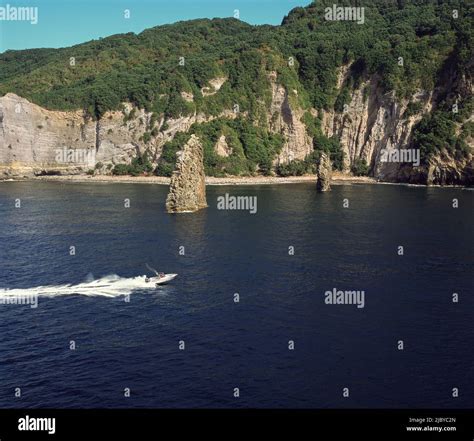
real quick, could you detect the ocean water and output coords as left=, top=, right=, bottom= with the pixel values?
left=0, top=181, right=472, bottom=408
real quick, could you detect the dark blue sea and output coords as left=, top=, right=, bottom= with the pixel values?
left=0, top=181, right=472, bottom=408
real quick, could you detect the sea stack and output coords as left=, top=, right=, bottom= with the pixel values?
left=316, top=152, right=332, bottom=192
left=166, top=134, right=208, bottom=213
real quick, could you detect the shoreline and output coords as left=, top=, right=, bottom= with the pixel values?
left=0, top=173, right=470, bottom=188
left=4, top=173, right=376, bottom=186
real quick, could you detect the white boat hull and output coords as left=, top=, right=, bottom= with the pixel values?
left=148, top=274, right=178, bottom=286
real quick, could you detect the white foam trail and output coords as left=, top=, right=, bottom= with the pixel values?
left=0, top=274, right=158, bottom=298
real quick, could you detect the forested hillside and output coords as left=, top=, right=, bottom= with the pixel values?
left=0, top=0, right=472, bottom=182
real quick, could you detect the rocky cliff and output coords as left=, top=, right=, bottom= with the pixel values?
left=1, top=74, right=472, bottom=185
left=268, top=71, right=313, bottom=165
left=165, top=134, right=207, bottom=213
left=0, top=69, right=316, bottom=177
left=1, top=1, right=472, bottom=185
left=1, top=70, right=472, bottom=185
left=321, top=65, right=473, bottom=185
left=0, top=93, right=237, bottom=177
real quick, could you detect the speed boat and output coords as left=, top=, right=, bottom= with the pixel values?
left=145, top=264, right=177, bottom=286
left=145, top=273, right=178, bottom=286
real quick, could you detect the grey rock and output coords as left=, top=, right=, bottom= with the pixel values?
left=316, top=152, right=332, bottom=192
left=166, top=135, right=207, bottom=213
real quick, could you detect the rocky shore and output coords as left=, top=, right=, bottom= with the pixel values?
left=6, top=172, right=376, bottom=186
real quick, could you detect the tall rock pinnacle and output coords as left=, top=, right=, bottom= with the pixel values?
left=165, top=134, right=208, bottom=213
left=316, top=152, right=332, bottom=192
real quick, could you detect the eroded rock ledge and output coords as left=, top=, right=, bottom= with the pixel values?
left=165, top=135, right=207, bottom=213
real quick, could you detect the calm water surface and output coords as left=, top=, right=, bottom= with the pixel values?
left=0, top=181, right=472, bottom=408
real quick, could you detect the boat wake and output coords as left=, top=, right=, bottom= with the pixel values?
left=0, top=274, right=159, bottom=299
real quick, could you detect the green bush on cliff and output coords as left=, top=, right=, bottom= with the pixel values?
left=112, top=164, right=129, bottom=176
left=112, top=153, right=154, bottom=176
left=154, top=132, right=191, bottom=176
left=412, top=110, right=459, bottom=162
left=154, top=162, right=174, bottom=177
left=313, top=134, right=344, bottom=171
left=334, top=86, right=352, bottom=113
left=194, top=118, right=283, bottom=176
left=351, top=159, right=370, bottom=176
left=153, top=118, right=284, bottom=177
left=276, top=160, right=308, bottom=177
left=303, top=114, right=345, bottom=171
left=142, top=132, right=152, bottom=144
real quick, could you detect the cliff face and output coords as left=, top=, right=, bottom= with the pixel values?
left=1, top=93, right=96, bottom=176
left=321, top=67, right=473, bottom=185
left=0, top=70, right=315, bottom=176
left=268, top=72, right=313, bottom=165
left=0, top=93, right=236, bottom=177
left=0, top=93, right=149, bottom=176
left=165, top=134, right=207, bottom=213
left=0, top=71, right=472, bottom=184
left=1, top=1, right=472, bottom=185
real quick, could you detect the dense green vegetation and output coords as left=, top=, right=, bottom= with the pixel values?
left=0, top=0, right=472, bottom=174
left=112, top=154, right=154, bottom=176
left=155, top=118, right=284, bottom=177
left=302, top=112, right=345, bottom=171
left=0, top=19, right=284, bottom=120
left=281, top=0, right=471, bottom=106
left=412, top=109, right=471, bottom=162
left=2, top=1, right=470, bottom=115
left=351, top=159, right=370, bottom=176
